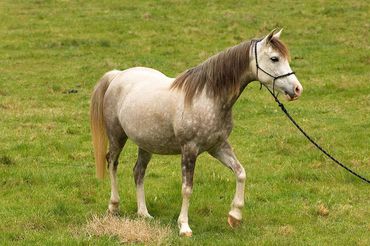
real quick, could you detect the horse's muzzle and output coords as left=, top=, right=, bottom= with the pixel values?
left=285, top=83, right=303, bottom=101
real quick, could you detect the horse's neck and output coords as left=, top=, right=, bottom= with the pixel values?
left=204, top=78, right=254, bottom=125
left=223, top=69, right=256, bottom=109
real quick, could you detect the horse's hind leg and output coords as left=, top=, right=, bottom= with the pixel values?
left=209, top=141, right=246, bottom=228
left=106, top=126, right=127, bottom=215
left=133, top=148, right=152, bottom=218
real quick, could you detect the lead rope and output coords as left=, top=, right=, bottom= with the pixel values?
left=263, top=85, right=370, bottom=184
left=254, top=38, right=370, bottom=184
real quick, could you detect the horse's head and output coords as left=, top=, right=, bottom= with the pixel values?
left=254, top=29, right=303, bottom=101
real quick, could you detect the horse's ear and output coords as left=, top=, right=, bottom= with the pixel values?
left=273, top=28, right=283, bottom=39
left=261, top=29, right=276, bottom=45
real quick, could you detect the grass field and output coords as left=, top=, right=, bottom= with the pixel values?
left=0, top=0, right=369, bottom=245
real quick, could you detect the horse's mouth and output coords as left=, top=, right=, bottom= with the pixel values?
left=284, top=91, right=299, bottom=101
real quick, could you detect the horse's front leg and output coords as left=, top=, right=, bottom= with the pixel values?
left=178, top=144, right=198, bottom=237
left=209, top=141, right=246, bottom=228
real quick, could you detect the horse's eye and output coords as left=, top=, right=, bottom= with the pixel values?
left=270, top=57, right=279, bottom=62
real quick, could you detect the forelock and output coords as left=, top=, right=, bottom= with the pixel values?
left=269, top=37, right=290, bottom=59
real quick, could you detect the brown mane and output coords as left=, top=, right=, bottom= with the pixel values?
left=171, top=38, right=289, bottom=105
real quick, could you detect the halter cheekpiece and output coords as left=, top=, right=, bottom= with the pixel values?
left=254, top=39, right=295, bottom=96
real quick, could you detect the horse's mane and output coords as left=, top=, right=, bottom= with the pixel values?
left=170, top=37, right=289, bottom=105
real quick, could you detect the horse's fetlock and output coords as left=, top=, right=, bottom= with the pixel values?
left=232, top=200, right=244, bottom=209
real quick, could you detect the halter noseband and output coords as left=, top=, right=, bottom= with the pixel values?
left=254, top=39, right=295, bottom=96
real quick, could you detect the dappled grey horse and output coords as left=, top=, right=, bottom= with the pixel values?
left=90, top=29, right=303, bottom=236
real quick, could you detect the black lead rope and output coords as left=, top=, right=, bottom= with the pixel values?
left=254, top=39, right=370, bottom=184
left=264, top=85, right=370, bottom=184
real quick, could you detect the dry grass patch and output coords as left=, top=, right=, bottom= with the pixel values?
left=316, top=203, right=329, bottom=217
left=278, top=225, right=295, bottom=236
left=86, top=215, right=172, bottom=244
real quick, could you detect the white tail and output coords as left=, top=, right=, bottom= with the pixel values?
left=90, top=70, right=120, bottom=179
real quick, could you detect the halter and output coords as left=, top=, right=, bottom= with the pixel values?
left=254, top=39, right=295, bottom=96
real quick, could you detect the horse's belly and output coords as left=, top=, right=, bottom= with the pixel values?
left=131, top=136, right=181, bottom=155
left=123, top=119, right=181, bottom=154
left=119, top=90, right=181, bottom=155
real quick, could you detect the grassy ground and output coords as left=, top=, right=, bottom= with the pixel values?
left=0, top=0, right=369, bottom=245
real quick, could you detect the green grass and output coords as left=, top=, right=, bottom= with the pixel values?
left=1, top=0, right=369, bottom=245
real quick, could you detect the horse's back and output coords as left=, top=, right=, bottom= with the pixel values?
left=123, top=66, right=171, bottom=82
left=105, top=66, right=175, bottom=106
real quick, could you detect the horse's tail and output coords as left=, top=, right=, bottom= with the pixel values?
left=90, top=70, right=120, bottom=179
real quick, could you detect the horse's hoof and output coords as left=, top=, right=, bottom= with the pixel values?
left=138, top=212, right=154, bottom=219
left=178, top=222, right=192, bottom=237
left=180, top=231, right=192, bottom=237
left=107, top=205, right=120, bottom=216
left=107, top=201, right=120, bottom=216
left=228, top=214, right=241, bottom=228
left=107, top=209, right=120, bottom=216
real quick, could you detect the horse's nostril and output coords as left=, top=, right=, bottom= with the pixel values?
left=294, top=84, right=301, bottom=96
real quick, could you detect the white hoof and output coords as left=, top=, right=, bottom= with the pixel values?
left=138, top=210, right=153, bottom=219
left=107, top=203, right=120, bottom=216
left=179, top=223, right=192, bottom=237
